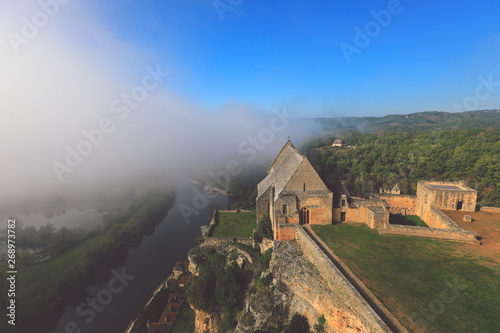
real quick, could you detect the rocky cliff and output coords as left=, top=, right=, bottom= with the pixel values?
left=234, top=240, right=369, bottom=333
left=188, top=238, right=376, bottom=333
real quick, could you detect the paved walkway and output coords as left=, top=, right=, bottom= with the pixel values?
left=302, top=225, right=408, bottom=333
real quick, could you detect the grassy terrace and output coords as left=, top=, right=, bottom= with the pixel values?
left=311, top=224, right=499, bottom=333
left=211, top=211, right=256, bottom=238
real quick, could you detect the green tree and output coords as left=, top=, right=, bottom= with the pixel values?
left=253, top=214, right=273, bottom=243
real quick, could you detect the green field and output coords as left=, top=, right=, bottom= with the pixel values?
left=18, top=232, right=107, bottom=301
left=211, top=211, right=256, bottom=238
left=311, top=224, right=499, bottom=333
left=171, top=305, right=196, bottom=333
left=389, top=214, right=429, bottom=227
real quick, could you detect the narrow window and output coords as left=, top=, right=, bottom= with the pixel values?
left=283, top=204, right=287, bottom=215
left=303, top=183, right=306, bottom=191
left=341, top=199, right=346, bottom=207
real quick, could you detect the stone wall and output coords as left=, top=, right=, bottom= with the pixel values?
left=201, top=237, right=254, bottom=247
left=345, top=206, right=368, bottom=223
left=282, top=159, right=333, bottom=224
left=424, top=206, right=462, bottom=229
left=256, top=186, right=272, bottom=224
left=379, top=224, right=479, bottom=244
left=277, top=224, right=298, bottom=241
left=268, top=240, right=371, bottom=333
left=367, top=206, right=389, bottom=229
left=371, top=194, right=417, bottom=215
left=276, top=194, right=299, bottom=224
left=295, top=227, right=392, bottom=333
left=297, top=192, right=333, bottom=225
left=332, top=206, right=349, bottom=223
left=480, top=206, right=500, bottom=213
left=202, top=211, right=218, bottom=237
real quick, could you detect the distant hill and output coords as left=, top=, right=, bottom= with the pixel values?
left=316, top=109, right=500, bottom=133
left=297, top=110, right=500, bottom=152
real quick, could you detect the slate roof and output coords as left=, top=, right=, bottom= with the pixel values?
left=257, top=140, right=304, bottom=201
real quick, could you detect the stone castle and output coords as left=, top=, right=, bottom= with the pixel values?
left=257, top=139, right=479, bottom=243
left=194, top=139, right=484, bottom=333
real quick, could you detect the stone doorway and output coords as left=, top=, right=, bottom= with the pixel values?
left=457, top=201, right=463, bottom=210
left=300, top=207, right=310, bottom=224
left=341, top=212, right=346, bottom=222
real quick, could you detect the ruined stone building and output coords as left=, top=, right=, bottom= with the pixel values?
left=416, top=181, right=477, bottom=217
left=379, top=183, right=400, bottom=195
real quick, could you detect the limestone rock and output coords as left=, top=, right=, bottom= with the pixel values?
left=235, top=241, right=368, bottom=333
left=194, top=309, right=220, bottom=333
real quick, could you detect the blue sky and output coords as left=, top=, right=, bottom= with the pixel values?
left=0, top=0, right=499, bottom=194
left=79, top=0, right=500, bottom=117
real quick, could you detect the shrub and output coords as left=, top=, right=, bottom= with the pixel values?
left=194, top=236, right=205, bottom=247
left=229, top=249, right=239, bottom=261
left=284, top=313, right=309, bottom=333
left=253, top=214, right=273, bottom=243
left=259, top=248, right=273, bottom=271
left=185, top=249, right=252, bottom=330
left=314, top=314, right=326, bottom=333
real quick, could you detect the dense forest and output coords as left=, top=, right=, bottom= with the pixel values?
left=306, top=128, right=499, bottom=207
left=228, top=111, right=500, bottom=208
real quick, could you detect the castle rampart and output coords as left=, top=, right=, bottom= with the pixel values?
left=295, top=226, right=395, bottom=333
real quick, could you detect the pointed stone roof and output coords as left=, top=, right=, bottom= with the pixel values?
left=257, top=140, right=304, bottom=201
left=391, top=183, right=400, bottom=193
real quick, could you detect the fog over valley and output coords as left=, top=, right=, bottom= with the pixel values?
left=0, top=1, right=318, bottom=210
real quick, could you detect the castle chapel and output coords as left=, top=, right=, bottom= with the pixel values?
left=256, top=140, right=350, bottom=239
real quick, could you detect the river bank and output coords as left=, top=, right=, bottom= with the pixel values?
left=0, top=187, right=176, bottom=333
left=49, top=179, right=228, bottom=333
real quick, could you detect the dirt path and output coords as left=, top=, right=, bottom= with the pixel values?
left=442, top=210, right=500, bottom=263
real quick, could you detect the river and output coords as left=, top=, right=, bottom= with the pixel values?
left=50, top=178, right=228, bottom=333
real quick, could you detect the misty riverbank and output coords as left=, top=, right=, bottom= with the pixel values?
left=49, top=178, right=228, bottom=333
left=3, top=187, right=175, bottom=333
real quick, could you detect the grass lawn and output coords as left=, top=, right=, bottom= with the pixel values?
left=389, top=214, right=429, bottom=227
left=311, top=224, right=499, bottom=333
left=211, top=211, right=256, bottom=238
left=171, top=304, right=195, bottom=333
